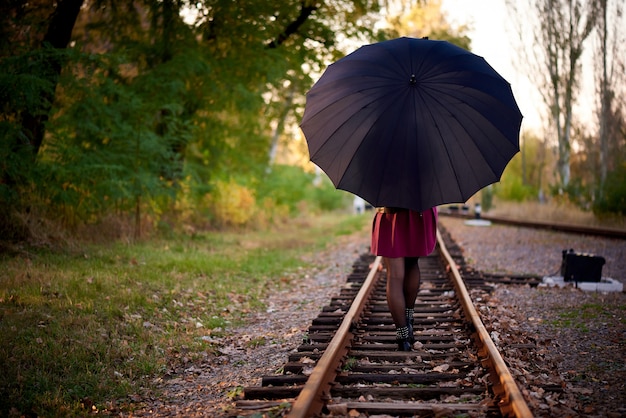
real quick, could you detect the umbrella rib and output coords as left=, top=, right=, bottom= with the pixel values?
left=306, top=82, right=394, bottom=159
left=419, top=90, right=498, bottom=202
left=414, top=88, right=466, bottom=202
left=424, top=82, right=519, bottom=184
left=336, top=91, right=405, bottom=205
left=301, top=37, right=522, bottom=211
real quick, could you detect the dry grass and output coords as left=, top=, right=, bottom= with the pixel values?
left=485, top=199, right=626, bottom=230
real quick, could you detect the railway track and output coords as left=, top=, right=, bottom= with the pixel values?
left=439, top=210, right=626, bottom=239
left=437, top=226, right=544, bottom=288
left=234, top=230, right=533, bottom=417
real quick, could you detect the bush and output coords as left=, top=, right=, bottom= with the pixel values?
left=210, top=179, right=256, bottom=227
left=494, top=173, right=536, bottom=202
left=481, top=185, right=494, bottom=212
left=593, top=163, right=626, bottom=215
left=313, top=183, right=351, bottom=212
left=256, top=165, right=348, bottom=214
left=253, top=197, right=291, bottom=229
left=552, top=178, right=593, bottom=210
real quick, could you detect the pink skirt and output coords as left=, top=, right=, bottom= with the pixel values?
left=371, top=207, right=438, bottom=258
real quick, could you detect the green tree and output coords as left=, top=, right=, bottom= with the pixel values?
left=1, top=0, right=387, bottom=238
left=505, top=0, right=600, bottom=189
left=386, top=0, right=471, bottom=49
left=594, top=0, right=625, bottom=199
left=1, top=0, right=84, bottom=202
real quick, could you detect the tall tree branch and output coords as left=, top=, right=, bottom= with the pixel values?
left=267, top=1, right=318, bottom=49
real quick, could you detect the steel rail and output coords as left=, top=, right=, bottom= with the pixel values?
left=436, top=229, right=534, bottom=418
left=287, top=256, right=382, bottom=418
left=285, top=230, right=533, bottom=417
left=440, top=211, right=626, bottom=239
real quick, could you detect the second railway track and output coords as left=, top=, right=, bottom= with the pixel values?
left=234, top=230, right=533, bottom=417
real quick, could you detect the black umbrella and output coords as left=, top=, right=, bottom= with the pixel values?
left=300, top=37, right=523, bottom=211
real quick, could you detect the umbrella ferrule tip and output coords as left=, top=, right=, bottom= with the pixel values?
left=409, top=74, right=417, bottom=85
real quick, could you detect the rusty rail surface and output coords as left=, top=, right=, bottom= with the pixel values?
left=287, top=256, right=382, bottom=418
left=437, top=230, right=533, bottom=418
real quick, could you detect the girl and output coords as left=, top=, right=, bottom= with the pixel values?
left=371, top=207, right=438, bottom=350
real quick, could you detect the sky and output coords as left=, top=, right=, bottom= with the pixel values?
left=440, top=0, right=544, bottom=131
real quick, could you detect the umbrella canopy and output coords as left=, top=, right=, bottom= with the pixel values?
left=300, top=37, right=523, bottom=211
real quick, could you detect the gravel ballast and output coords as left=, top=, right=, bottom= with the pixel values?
left=121, top=215, right=625, bottom=417
left=440, top=216, right=626, bottom=418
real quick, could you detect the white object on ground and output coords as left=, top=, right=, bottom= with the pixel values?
left=542, top=276, right=623, bottom=292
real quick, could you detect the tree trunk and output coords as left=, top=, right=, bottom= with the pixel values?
left=267, top=88, right=295, bottom=167
left=21, top=0, right=84, bottom=158
left=598, top=0, right=609, bottom=192
left=539, top=0, right=597, bottom=188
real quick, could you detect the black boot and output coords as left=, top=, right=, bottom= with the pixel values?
left=397, top=338, right=412, bottom=351
left=395, top=326, right=412, bottom=351
left=406, top=322, right=415, bottom=344
left=406, top=308, right=415, bottom=344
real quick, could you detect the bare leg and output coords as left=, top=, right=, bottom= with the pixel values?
left=384, top=257, right=407, bottom=328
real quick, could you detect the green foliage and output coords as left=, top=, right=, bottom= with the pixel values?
left=593, top=163, right=626, bottom=215
left=256, top=165, right=312, bottom=212
left=314, top=183, right=352, bottom=212
left=494, top=136, right=544, bottom=202
left=1, top=0, right=477, bottom=240
left=210, top=178, right=256, bottom=227
left=551, top=178, right=593, bottom=209
left=0, top=0, right=353, bottom=234
left=480, top=185, right=494, bottom=212
left=0, top=48, right=63, bottom=205
left=518, top=134, right=547, bottom=192
left=387, top=0, right=472, bottom=50
left=256, top=165, right=348, bottom=215
left=39, top=70, right=183, bottom=223
left=496, top=173, right=537, bottom=202
left=342, top=357, right=358, bottom=371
